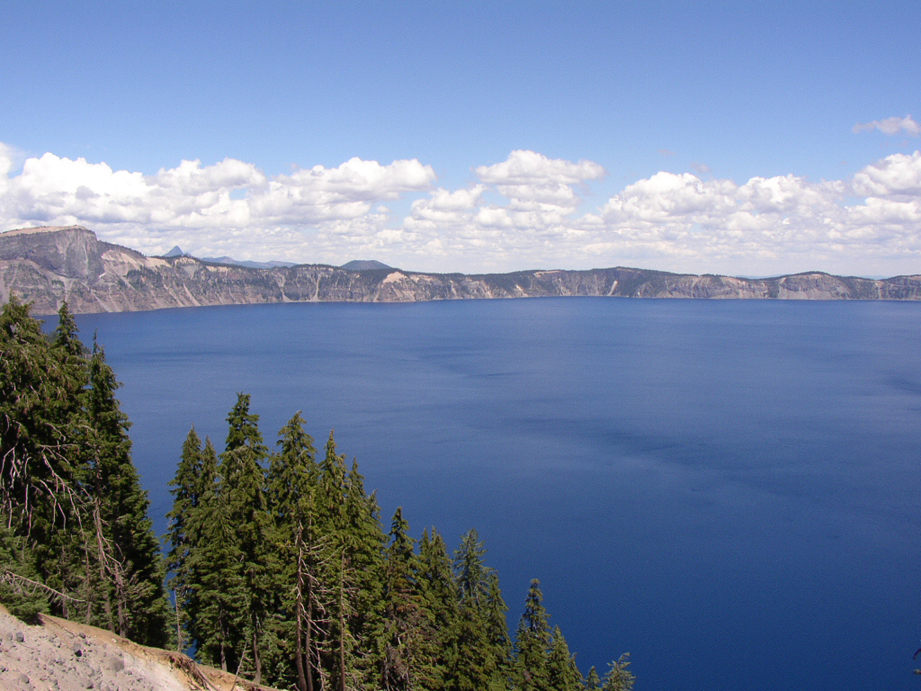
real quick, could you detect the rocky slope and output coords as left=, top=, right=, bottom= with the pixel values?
left=0, top=604, right=274, bottom=691
left=2, top=226, right=921, bottom=314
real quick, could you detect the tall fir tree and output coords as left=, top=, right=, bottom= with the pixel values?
left=513, top=579, right=553, bottom=691
left=80, top=343, right=169, bottom=646
left=166, top=426, right=205, bottom=650
left=175, top=436, right=221, bottom=660
left=192, top=471, right=246, bottom=672
left=219, top=393, right=272, bottom=683
left=266, top=412, right=319, bottom=691
left=417, top=528, right=460, bottom=689
left=0, top=298, right=82, bottom=563
left=601, top=655, right=635, bottom=691
left=380, top=507, right=441, bottom=691
left=314, top=431, right=387, bottom=691
left=451, top=529, right=510, bottom=691
left=547, top=625, right=583, bottom=691
left=584, top=666, right=602, bottom=690
left=1, top=299, right=168, bottom=646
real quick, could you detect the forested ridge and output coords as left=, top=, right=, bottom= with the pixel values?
left=0, top=297, right=634, bottom=691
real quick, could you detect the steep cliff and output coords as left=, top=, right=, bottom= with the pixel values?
left=2, top=226, right=920, bottom=314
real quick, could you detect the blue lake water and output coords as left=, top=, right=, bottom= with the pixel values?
left=68, top=298, right=921, bottom=691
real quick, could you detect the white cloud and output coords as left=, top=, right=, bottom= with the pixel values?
left=851, top=151, right=921, bottom=198
left=852, top=115, right=921, bottom=137
left=0, top=142, right=15, bottom=177
left=475, top=149, right=605, bottom=186
left=3, top=143, right=921, bottom=276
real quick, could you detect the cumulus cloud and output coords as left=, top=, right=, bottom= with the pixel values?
left=0, top=149, right=436, bottom=259
left=851, top=151, right=921, bottom=197
left=853, top=115, right=921, bottom=137
left=3, top=143, right=921, bottom=276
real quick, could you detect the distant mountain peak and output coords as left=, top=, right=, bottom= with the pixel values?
left=341, top=259, right=392, bottom=271
left=199, top=255, right=297, bottom=269
left=163, top=245, right=185, bottom=258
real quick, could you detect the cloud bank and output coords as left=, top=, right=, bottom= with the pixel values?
left=2, top=141, right=921, bottom=276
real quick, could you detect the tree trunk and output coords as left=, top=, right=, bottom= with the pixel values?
left=295, top=535, right=310, bottom=691
left=93, top=500, right=114, bottom=633
left=252, top=620, right=262, bottom=685
left=338, top=553, right=346, bottom=691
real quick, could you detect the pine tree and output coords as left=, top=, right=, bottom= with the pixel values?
left=514, top=579, right=553, bottom=691
left=81, top=343, right=169, bottom=646
left=192, top=475, right=246, bottom=672
left=166, top=427, right=205, bottom=651
left=185, top=437, right=219, bottom=652
left=266, top=412, right=319, bottom=691
left=584, top=666, right=602, bottom=690
left=380, top=508, right=441, bottom=691
left=219, top=393, right=272, bottom=683
left=601, top=654, right=635, bottom=691
left=450, top=529, right=510, bottom=691
left=417, top=528, right=459, bottom=689
left=0, top=297, right=82, bottom=558
left=314, top=432, right=387, bottom=691
left=1, top=298, right=167, bottom=646
left=547, top=625, right=583, bottom=691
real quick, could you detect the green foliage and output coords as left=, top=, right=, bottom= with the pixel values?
left=449, top=529, right=510, bottom=691
left=514, top=579, right=553, bottom=690
left=81, top=343, right=169, bottom=645
left=584, top=666, right=602, bottom=690
left=601, top=654, right=635, bottom=691
left=547, top=626, right=583, bottom=691
left=0, top=520, right=49, bottom=621
left=0, top=298, right=169, bottom=646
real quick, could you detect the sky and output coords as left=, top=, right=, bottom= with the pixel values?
left=1, top=1, right=920, bottom=277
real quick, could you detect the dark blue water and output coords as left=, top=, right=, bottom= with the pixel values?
left=68, top=298, right=921, bottom=691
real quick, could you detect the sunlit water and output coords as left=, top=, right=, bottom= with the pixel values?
left=65, top=298, right=921, bottom=691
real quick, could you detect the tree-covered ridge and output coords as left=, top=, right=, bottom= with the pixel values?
left=0, top=296, right=634, bottom=690
left=0, top=296, right=169, bottom=644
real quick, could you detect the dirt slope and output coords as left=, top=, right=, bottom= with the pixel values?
left=0, top=605, right=277, bottom=691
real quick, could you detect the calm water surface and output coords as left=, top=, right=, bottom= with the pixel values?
left=70, top=298, right=921, bottom=691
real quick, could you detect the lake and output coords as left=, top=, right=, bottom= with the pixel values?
left=69, top=297, right=921, bottom=691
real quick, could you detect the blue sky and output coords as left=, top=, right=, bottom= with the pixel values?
left=2, top=1, right=920, bottom=276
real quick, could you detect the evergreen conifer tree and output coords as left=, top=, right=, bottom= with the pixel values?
left=601, top=654, right=635, bottom=691
left=81, top=343, right=169, bottom=646
left=417, top=528, right=460, bottom=688
left=450, top=529, right=510, bottom=691
left=166, top=427, right=205, bottom=650
left=0, top=298, right=82, bottom=564
left=1, top=299, right=167, bottom=646
left=584, top=666, right=602, bottom=690
left=380, top=508, right=440, bottom=691
left=547, top=625, right=583, bottom=691
left=219, top=393, right=272, bottom=683
left=314, top=432, right=387, bottom=691
left=266, top=412, right=319, bottom=691
left=513, top=579, right=553, bottom=691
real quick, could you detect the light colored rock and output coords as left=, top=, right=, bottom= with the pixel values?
left=2, top=225, right=921, bottom=315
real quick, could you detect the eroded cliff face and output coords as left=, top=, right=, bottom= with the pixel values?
left=2, top=226, right=920, bottom=314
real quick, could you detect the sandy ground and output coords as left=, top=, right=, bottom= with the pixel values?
left=0, top=605, right=275, bottom=691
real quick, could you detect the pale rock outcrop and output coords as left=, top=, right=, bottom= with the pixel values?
left=1, top=226, right=920, bottom=315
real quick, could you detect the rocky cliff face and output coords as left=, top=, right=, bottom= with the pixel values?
left=2, top=226, right=921, bottom=314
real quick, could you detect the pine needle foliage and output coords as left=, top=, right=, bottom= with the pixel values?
left=0, top=298, right=168, bottom=644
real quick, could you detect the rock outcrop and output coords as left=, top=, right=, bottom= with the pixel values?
left=2, top=226, right=921, bottom=314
